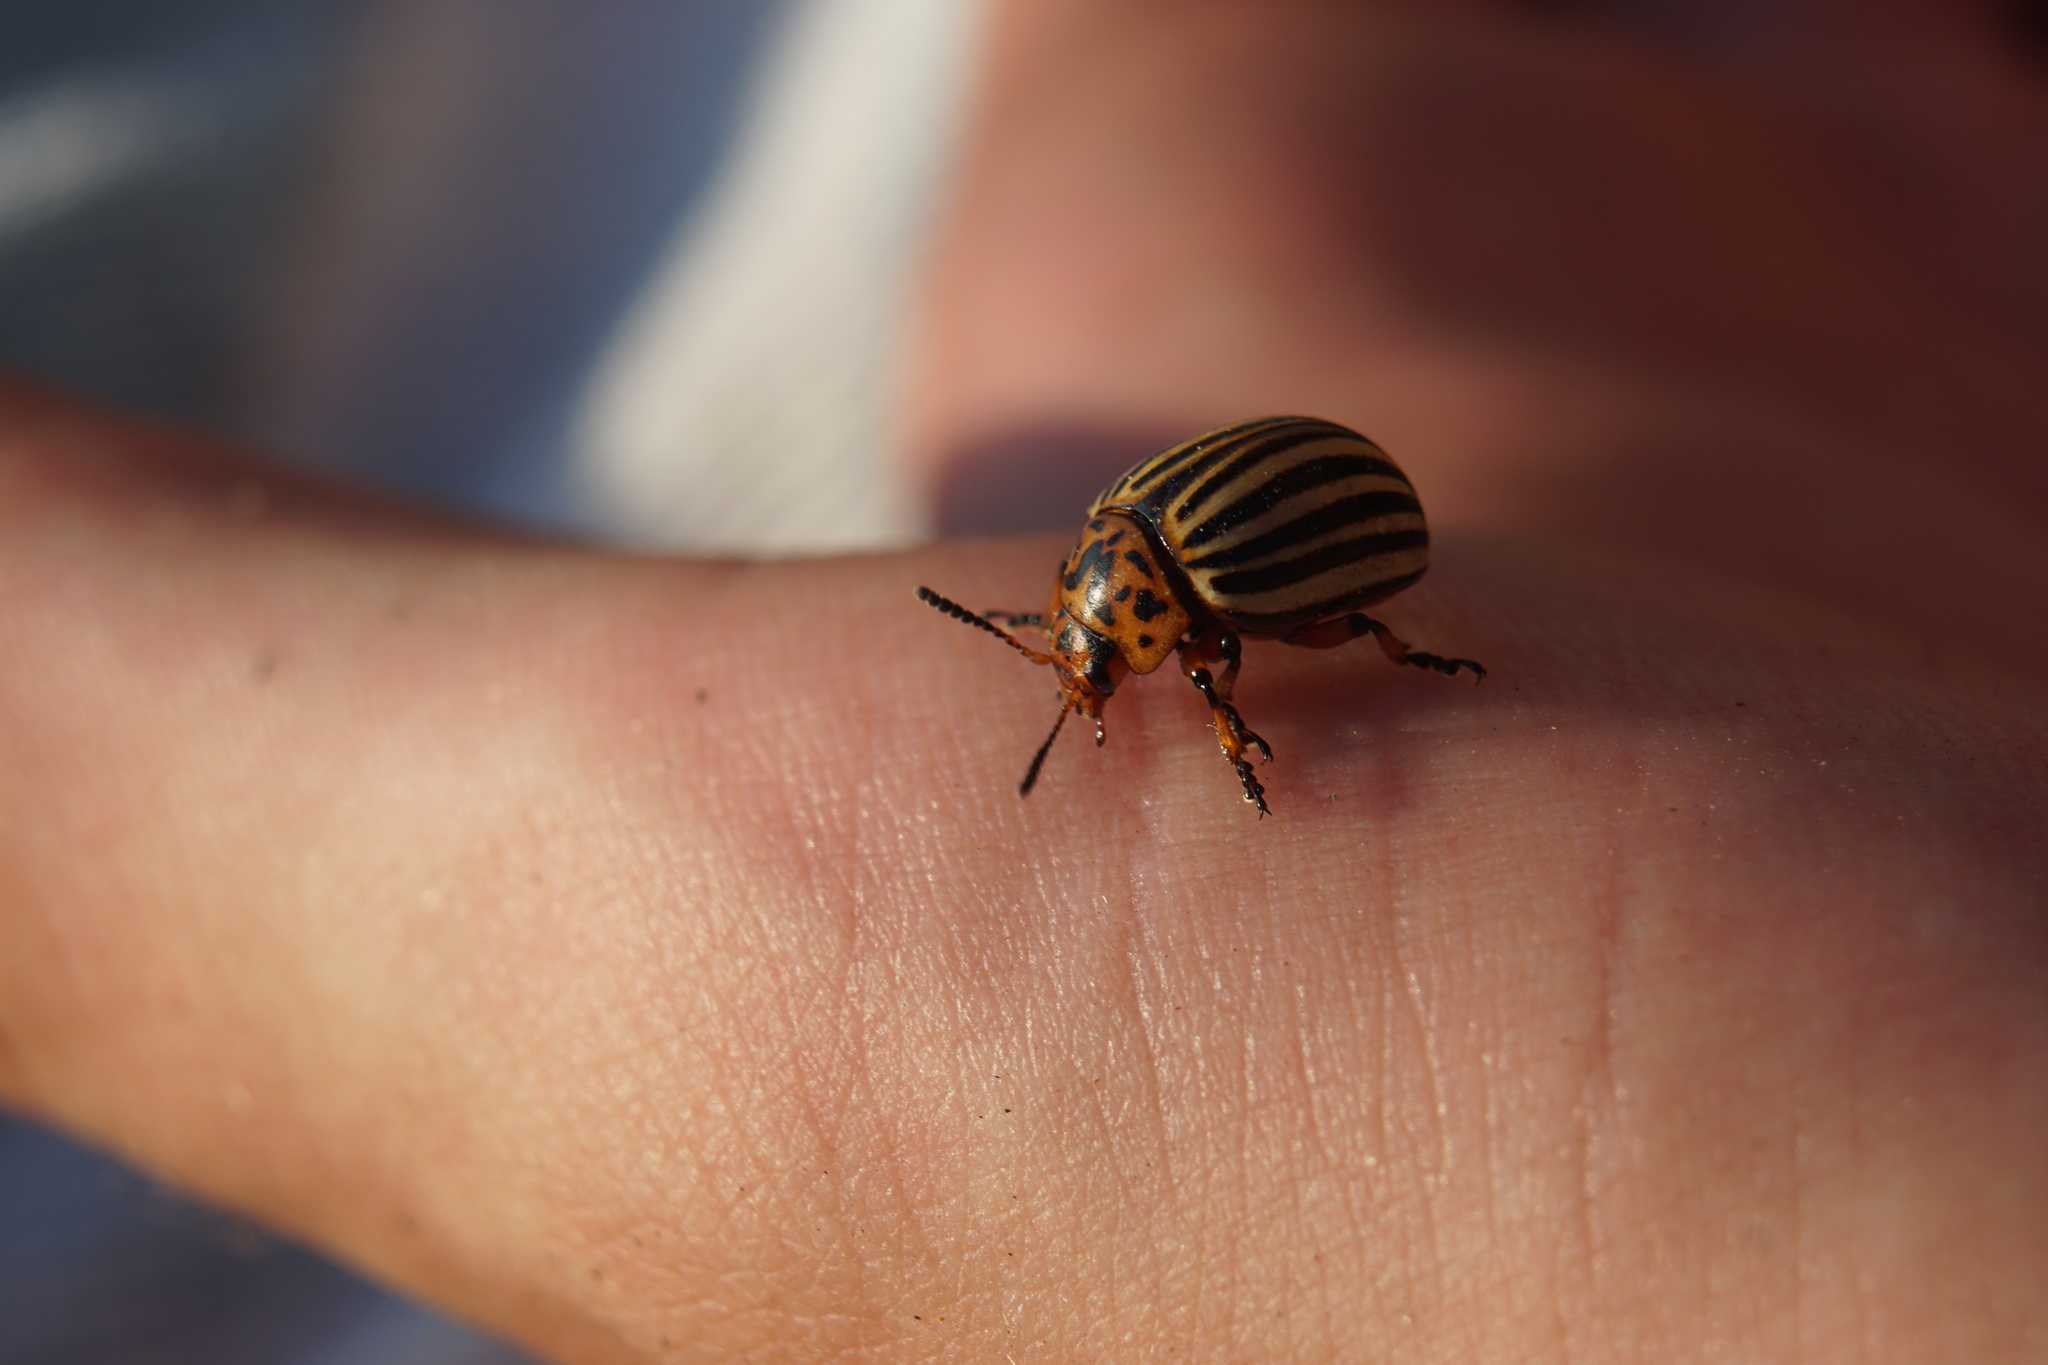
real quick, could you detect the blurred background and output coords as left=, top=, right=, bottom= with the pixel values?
left=0, top=0, right=983, bottom=1360
left=3, top=0, right=2047, bottom=1361
left=0, top=0, right=983, bottom=552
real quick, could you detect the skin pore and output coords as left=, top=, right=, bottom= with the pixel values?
left=4, top=1, right=2048, bottom=1361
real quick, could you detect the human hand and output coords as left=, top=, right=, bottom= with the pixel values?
left=6, top=1, right=2048, bottom=1360
left=0, top=370, right=2042, bottom=1361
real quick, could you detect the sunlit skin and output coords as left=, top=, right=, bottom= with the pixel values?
left=5, top=382, right=2045, bottom=1365
left=5, top=1, right=2048, bottom=1361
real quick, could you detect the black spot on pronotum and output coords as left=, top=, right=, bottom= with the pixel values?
left=1093, top=605, right=1116, bottom=626
left=1124, top=549, right=1154, bottom=575
left=1063, top=533, right=1122, bottom=593
left=1137, top=634, right=1155, bottom=649
left=1114, top=585, right=1132, bottom=601
left=1131, top=589, right=1171, bottom=622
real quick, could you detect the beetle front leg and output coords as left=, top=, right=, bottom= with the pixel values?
left=1177, top=630, right=1272, bottom=815
left=1202, top=629, right=1272, bottom=761
left=1281, top=613, right=1486, bottom=681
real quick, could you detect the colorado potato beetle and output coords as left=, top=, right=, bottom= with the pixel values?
left=918, top=416, right=1484, bottom=814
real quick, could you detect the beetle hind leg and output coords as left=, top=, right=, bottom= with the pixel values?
left=1282, top=613, right=1485, bottom=681
left=1178, top=630, right=1272, bottom=816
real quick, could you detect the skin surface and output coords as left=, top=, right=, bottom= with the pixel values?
left=5, top=1, right=2048, bottom=1362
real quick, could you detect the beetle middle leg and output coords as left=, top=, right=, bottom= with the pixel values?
left=1177, top=628, right=1273, bottom=815
left=1281, top=613, right=1486, bottom=681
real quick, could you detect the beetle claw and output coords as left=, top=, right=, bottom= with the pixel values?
left=1240, top=725, right=1273, bottom=763
left=1406, top=649, right=1488, bottom=682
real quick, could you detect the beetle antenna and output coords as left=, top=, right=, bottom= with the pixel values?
left=916, top=586, right=1052, bottom=664
left=1018, top=707, right=1069, bottom=796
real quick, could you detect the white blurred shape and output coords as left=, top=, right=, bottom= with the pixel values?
left=571, top=0, right=988, bottom=555
left=0, top=24, right=304, bottom=249
left=0, top=72, right=203, bottom=246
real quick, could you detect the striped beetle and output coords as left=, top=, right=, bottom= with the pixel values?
left=918, top=416, right=1483, bottom=814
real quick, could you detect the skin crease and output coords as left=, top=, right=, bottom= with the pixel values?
left=1, top=3, right=2046, bottom=1364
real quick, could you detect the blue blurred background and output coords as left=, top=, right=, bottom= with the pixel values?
left=0, top=2, right=832, bottom=1360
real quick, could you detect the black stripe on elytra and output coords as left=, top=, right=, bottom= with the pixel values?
left=1207, top=528, right=1429, bottom=598
left=1223, top=567, right=1429, bottom=632
left=1181, top=454, right=1405, bottom=550
left=1181, top=489, right=1421, bottom=569
left=1122, top=507, right=1206, bottom=622
left=1173, top=423, right=1345, bottom=523
left=1143, top=419, right=1317, bottom=509
left=1123, top=428, right=1266, bottom=507
left=1115, top=416, right=1280, bottom=498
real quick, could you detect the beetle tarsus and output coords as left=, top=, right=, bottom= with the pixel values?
left=1403, top=648, right=1486, bottom=682
left=1236, top=761, right=1271, bottom=817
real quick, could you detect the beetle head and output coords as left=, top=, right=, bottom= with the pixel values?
left=912, top=585, right=1128, bottom=797
left=1047, top=614, right=1127, bottom=727
left=1015, top=614, right=1129, bottom=795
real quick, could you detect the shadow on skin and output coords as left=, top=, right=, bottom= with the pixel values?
left=3, top=385, right=2046, bottom=1361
